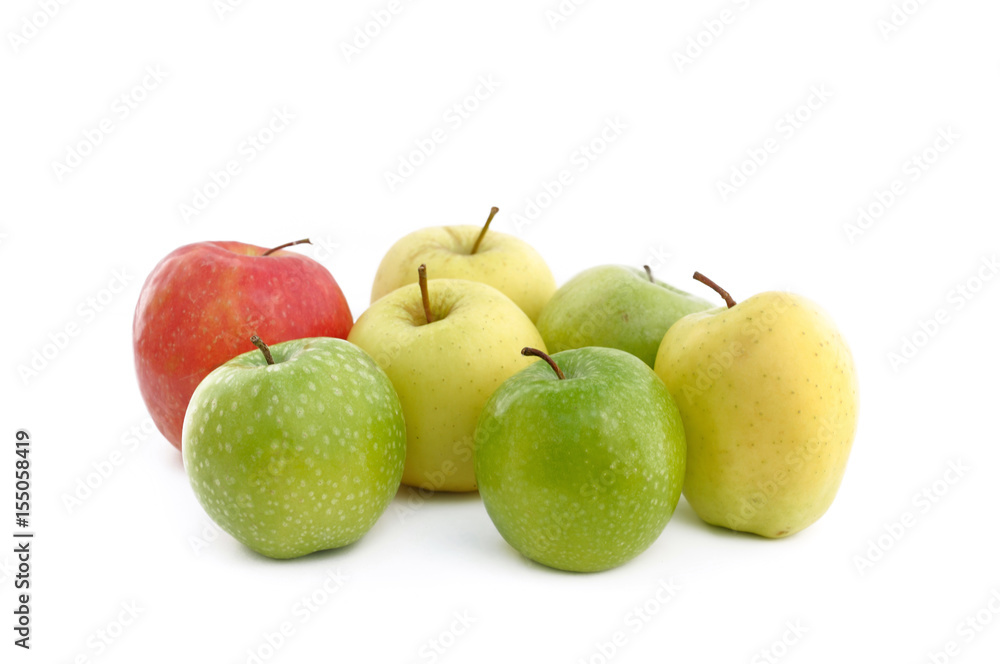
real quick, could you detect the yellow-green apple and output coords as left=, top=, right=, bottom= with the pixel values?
left=134, top=240, right=352, bottom=450
left=370, top=207, right=555, bottom=322
left=654, top=272, right=859, bottom=538
left=536, top=265, right=713, bottom=368
left=348, top=266, right=545, bottom=491
left=475, top=347, right=686, bottom=572
left=182, top=336, right=405, bottom=559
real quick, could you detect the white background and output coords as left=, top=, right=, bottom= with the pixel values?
left=2, top=1, right=999, bottom=662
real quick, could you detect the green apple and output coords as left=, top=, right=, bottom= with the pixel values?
left=475, top=347, right=686, bottom=572
left=182, top=336, right=405, bottom=559
left=348, top=267, right=546, bottom=492
left=536, top=264, right=713, bottom=368
left=370, top=207, right=556, bottom=322
left=654, top=272, right=859, bottom=538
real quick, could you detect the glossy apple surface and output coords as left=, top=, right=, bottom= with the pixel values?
left=475, top=347, right=686, bottom=572
left=349, top=278, right=545, bottom=491
left=370, top=213, right=555, bottom=322
left=182, top=337, right=405, bottom=559
left=536, top=265, right=713, bottom=368
left=655, top=287, right=858, bottom=538
left=134, top=241, right=352, bottom=449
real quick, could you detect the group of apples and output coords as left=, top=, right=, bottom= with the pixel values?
left=133, top=207, right=858, bottom=572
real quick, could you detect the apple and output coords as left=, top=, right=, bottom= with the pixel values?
left=182, top=335, right=406, bottom=559
left=536, top=264, right=713, bottom=368
left=654, top=272, right=859, bottom=538
left=134, top=239, right=352, bottom=449
left=370, top=207, right=556, bottom=322
left=475, top=347, right=687, bottom=572
left=348, top=265, right=546, bottom=492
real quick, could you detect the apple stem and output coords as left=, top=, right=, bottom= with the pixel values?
left=263, top=239, right=312, bottom=256
left=470, top=207, right=500, bottom=255
left=643, top=265, right=654, bottom=283
left=418, top=264, right=434, bottom=324
left=250, top=334, right=275, bottom=365
left=693, top=271, right=737, bottom=308
left=521, top=347, right=565, bottom=380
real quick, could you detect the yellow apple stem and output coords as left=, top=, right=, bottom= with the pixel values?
left=417, top=264, right=434, bottom=324
left=262, top=238, right=312, bottom=256
left=693, top=271, right=737, bottom=308
left=250, top=334, right=275, bottom=365
left=521, top=347, right=566, bottom=380
left=643, top=265, right=654, bottom=283
left=470, top=206, right=500, bottom=255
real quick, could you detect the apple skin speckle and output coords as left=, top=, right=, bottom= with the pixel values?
left=475, top=347, right=686, bottom=573
left=182, top=337, right=406, bottom=560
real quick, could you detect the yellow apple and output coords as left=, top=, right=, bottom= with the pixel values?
left=369, top=207, right=556, bottom=322
left=348, top=269, right=545, bottom=491
left=654, top=273, right=859, bottom=538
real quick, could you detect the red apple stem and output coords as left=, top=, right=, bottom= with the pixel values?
left=643, top=265, right=654, bottom=283
left=418, top=264, right=434, bottom=324
left=521, top=347, right=565, bottom=380
left=693, top=271, right=737, bottom=308
left=250, top=334, right=275, bottom=365
left=263, top=239, right=312, bottom=256
left=470, top=207, right=500, bottom=255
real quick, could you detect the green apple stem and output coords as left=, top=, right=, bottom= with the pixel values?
left=521, top=347, right=565, bottom=380
left=250, top=334, right=275, bottom=365
left=643, top=265, right=654, bottom=283
left=262, top=239, right=312, bottom=257
left=470, top=207, right=500, bottom=255
left=418, top=264, right=434, bottom=324
left=693, top=271, right=737, bottom=308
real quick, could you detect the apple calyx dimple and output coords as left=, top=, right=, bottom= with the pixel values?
left=521, top=347, right=565, bottom=380
left=693, top=271, right=737, bottom=309
left=262, top=238, right=312, bottom=257
left=417, top=264, right=434, bottom=324
left=250, top=334, right=275, bottom=365
left=470, top=206, right=500, bottom=255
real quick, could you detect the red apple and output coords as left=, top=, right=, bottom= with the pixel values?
left=133, top=240, right=353, bottom=449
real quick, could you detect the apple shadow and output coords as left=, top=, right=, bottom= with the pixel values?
left=392, top=484, right=483, bottom=504
left=670, top=497, right=777, bottom=542
left=232, top=536, right=364, bottom=565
